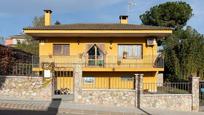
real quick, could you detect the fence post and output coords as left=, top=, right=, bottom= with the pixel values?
left=73, top=64, right=82, bottom=102
left=191, top=76, right=200, bottom=112
left=135, top=74, right=144, bottom=108
left=140, top=74, right=144, bottom=94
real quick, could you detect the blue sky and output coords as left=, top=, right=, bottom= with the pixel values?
left=0, top=0, right=203, bottom=38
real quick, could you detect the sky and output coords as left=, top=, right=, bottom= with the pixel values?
left=0, top=0, right=203, bottom=38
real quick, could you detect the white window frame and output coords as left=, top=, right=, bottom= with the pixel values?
left=118, top=44, right=143, bottom=59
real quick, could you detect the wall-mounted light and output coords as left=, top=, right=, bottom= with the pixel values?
left=109, top=40, right=113, bottom=49
left=77, top=40, right=80, bottom=45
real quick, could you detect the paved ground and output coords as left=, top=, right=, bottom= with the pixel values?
left=0, top=100, right=203, bottom=115
left=199, top=106, right=204, bottom=112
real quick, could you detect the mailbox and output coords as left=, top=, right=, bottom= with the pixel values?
left=44, top=70, right=52, bottom=78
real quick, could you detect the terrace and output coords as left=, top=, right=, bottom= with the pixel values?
left=32, top=54, right=164, bottom=72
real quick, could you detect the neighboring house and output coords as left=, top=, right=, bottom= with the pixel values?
left=23, top=10, right=172, bottom=93
left=4, top=35, right=26, bottom=46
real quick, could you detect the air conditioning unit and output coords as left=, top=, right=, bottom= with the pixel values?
left=147, top=38, right=156, bottom=46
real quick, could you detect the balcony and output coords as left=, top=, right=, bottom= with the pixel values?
left=32, top=55, right=164, bottom=71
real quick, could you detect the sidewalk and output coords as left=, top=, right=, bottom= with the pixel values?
left=0, top=99, right=203, bottom=115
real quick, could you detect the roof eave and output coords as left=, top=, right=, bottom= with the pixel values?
left=23, top=29, right=172, bottom=38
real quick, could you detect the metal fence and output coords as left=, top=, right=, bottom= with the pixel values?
left=143, top=82, right=191, bottom=94
left=200, top=81, right=204, bottom=106
left=81, top=77, right=192, bottom=94
left=0, top=63, right=32, bottom=76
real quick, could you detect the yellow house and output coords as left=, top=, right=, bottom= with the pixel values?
left=23, top=10, right=172, bottom=93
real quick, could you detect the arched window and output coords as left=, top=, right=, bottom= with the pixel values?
left=87, top=45, right=104, bottom=66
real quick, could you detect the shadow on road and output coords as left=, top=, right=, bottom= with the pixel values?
left=138, top=108, right=151, bottom=115
left=0, top=99, right=61, bottom=115
left=137, top=76, right=151, bottom=115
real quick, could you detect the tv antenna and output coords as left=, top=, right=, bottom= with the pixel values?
left=128, top=0, right=136, bottom=15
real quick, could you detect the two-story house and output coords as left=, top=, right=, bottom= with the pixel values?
left=23, top=10, right=172, bottom=95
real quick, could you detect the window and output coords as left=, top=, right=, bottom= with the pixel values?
left=83, top=77, right=95, bottom=84
left=53, top=44, right=69, bottom=56
left=87, top=45, right=104, bottom=66
left=17, top=40, right=21, bottom=44
left=118, top=44, right=142, bottom=59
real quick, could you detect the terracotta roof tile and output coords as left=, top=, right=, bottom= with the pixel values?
left=23, top=23, right=171, bottom=30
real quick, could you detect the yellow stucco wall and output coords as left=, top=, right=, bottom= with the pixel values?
left=83, top=72, right=157, bottom=90
left=55, top=72, right=157, bottom=90
left=38, top=37, right=160, bottom=90
left=39, top=37, right=158, bottom=67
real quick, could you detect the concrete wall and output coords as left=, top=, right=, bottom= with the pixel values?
left=141, top=94, right=192, bottom=111
left=0, top=76, right=52, bottom=101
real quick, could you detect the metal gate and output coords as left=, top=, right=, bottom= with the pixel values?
left=52, top=70, right=74, bottom=100
left=200, top=81, right=204, bottom=106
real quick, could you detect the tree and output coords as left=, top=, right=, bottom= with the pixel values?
left=55, top=20, right=61, bottom=25
left=163, top=27, right=204, bottom=80
left=140, top=1, right=204, bottom=80
left=0, top=36, right=4, bottom=44
left=15, top=16, right=45, bottom=55
left=140, top=1, right=193, bottom=30
left=15, top=34, right=39, bottom=55
left=32, top=16, right=45, bottom=27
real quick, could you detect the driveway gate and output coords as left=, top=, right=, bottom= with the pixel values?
left=52, top=70, right=74, bottom=100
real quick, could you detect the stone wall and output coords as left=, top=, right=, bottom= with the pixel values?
left=79, top=90, right=193, bottom=111
left=79, top=89, right=136, bottom=107
left=191, top=77, right=200, bottom=111
left=141, top=94, right=192, bottom=111
left=73, top=71, right=199, bottom=112
left=0, top=76, right=52, bottom=101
